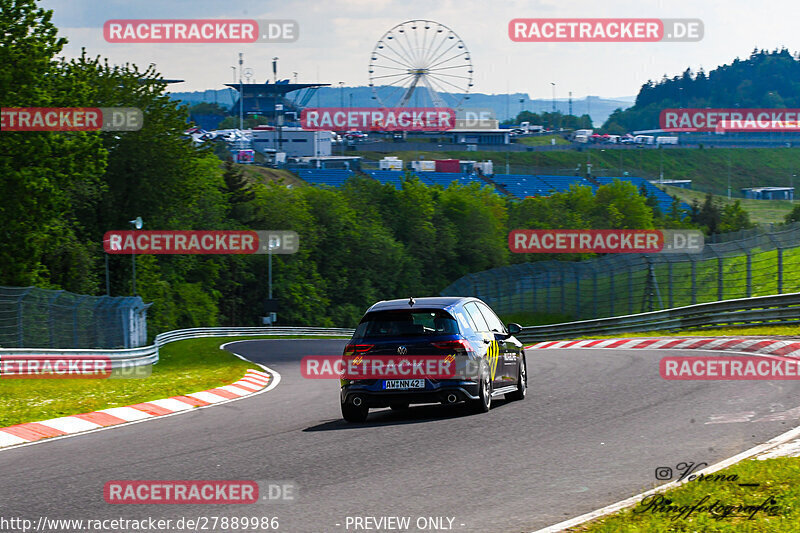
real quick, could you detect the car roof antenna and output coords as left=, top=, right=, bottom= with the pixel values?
left=408, top=296, right=415, bottom=307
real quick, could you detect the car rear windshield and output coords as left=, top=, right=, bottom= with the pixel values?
left=354, top=309, right=459, bottom=338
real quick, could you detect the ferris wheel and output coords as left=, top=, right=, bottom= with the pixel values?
left=368, top=20, right=473, bottom=108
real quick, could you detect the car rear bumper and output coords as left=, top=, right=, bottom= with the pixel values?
left=341, top=382, right=480, bottom=408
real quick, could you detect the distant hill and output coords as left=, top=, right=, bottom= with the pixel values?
left=168, top=86, right=634, bottom=127
left=603, top=48, right=800, bottom=132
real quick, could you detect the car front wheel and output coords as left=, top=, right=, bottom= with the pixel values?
left=506, top=358, right=527, bottom=401
left=468, top=371, right=492, bottom=414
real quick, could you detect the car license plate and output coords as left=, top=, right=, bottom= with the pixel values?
left=384, top=379, right=425, bottom=390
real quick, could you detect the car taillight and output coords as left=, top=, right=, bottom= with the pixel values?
left=431, top=339, right=473, bottom=353
left=343, top=344, right=374, bottom=356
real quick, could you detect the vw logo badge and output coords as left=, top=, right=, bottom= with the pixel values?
left=397, top=346, right=408, bottom=355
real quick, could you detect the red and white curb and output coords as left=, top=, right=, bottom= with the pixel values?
left=0, top=368, right=273, bottom=450
left=528, top=337, right=800, bottom=359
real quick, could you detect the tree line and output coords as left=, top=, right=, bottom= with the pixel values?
left=603, top=48, right=800, bottom=133
left=0, top=0, right=757, bottom=334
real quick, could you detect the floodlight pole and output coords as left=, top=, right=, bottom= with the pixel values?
left=239, top=53, right=244, bottom=131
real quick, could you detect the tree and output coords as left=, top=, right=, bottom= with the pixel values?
left=690, top=194, right=723, bottom=234
left=718, top=200, right=754, bottom=233
left=0, top=0, right=106, bottom=291
left=785, top=204, right=800, bottom=224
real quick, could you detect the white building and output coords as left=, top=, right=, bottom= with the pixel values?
left=251, top=126, right=332, bottom=157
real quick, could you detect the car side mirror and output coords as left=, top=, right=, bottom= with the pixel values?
left=507, top=323, right=522, bottom=335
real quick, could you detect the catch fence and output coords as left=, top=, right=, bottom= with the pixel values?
left=441, top=223, right=800, bottom=320
left=0, top=287, right=150, bottom=349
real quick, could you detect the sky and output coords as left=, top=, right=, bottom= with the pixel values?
left=38, top=0, right=800, bottom=100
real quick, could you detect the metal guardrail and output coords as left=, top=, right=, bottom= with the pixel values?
left=0, top=326, right=355, bottom=369
left=516, top=292, right=800, bottom=342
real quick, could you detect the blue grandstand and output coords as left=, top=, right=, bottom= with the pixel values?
left=297, top=169, right=354, bottom=187
left=363, top=170, right=488, bottom=190
left=364, top=170, right=405, bottom=189
left=493, top=174, right=594, bottom=197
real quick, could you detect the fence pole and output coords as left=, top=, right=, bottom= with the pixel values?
left=777, top=247, right=783, bottom=294
left=746, top=252, right=752, bottom=297
left=545, top=271, right=550, bottom=313
left=717, top=256, right=724, bottom=301
left=609, top=268, right=615, bottom=317
left=690, top=257, right=697, bottom=305
left=560, top=269, right=566, bottom=315
left=667, top=261, right=673, bottom=308
left=592, top=269, right=598, bottom=318
left=628, top=266, right=634, bottom=315
left=575, top=268, right=581, bottom=318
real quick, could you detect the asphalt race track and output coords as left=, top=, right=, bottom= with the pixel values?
left=3, top=338, right=800, bottom=532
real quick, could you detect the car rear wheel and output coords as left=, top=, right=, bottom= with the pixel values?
left=468, top=371, right=492, bottom=413
left=341, top=401, right=369, bottom=423
left=506, top=359, right=527, bottom=401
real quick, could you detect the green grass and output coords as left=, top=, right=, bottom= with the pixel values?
left=659, top=184, right=795, bottom=225
left=0, top=335, right=348, bottom=427
left=570, top=458, right=800, bottom=532
left=515, top=135, right=571, bottom=146
left=238, top=164, right=304, bottom=187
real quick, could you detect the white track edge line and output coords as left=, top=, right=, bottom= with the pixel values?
left=0, top=341, right=281, bottom=453
left=528, top=341, right=800, bottom=533
left=529, top=422, right=800, bottom=533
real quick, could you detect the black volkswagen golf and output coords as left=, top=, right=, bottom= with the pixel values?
left=340, top=296, right=527, bottom=422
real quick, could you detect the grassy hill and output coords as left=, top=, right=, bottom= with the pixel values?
left=358, top=147, right=800, bottom=198
left=236, top=164, right=303, bottom=187
left=658, top=184, right=795, bottom=225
